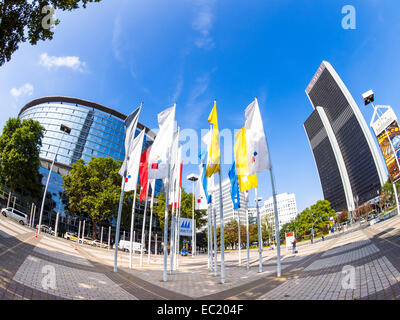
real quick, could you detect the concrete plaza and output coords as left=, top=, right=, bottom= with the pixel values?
left=1, top=213, right=400, bottom=300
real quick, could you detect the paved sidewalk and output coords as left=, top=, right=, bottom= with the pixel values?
left=1, top=213, right=400, bottom=300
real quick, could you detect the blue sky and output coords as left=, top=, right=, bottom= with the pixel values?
left=1, top=0, right=400, bottom=212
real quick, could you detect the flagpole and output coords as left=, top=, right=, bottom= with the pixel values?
left=213, top=207, right=218, bottom=276
left=218, top=170, right=225, bottom=284
left=114, top=175, right=126, bottom=272
left=129, top=187, right=138, bottom=269
left=140, top=183, right=150, bottom=266
left=207, top=204, right=211, bottom=270
left=246, top=206, right=250, bottom=270
left=176, top=188, right=182, bottom=268
left=238, top=209, right=242, bottom=266
left=255, top=187, right=263, bottom=273
left=269, top=168, right=281, bottom=277
left=169, top=201, right=176, bottom=273
left=163, top=147, right=172, bottom=282
left=147, top=181, right=155, bottom=264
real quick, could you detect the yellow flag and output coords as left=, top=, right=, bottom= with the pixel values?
left=205, top=101, right=221, bottom=177
left=234, top=126, right=258, bottom=191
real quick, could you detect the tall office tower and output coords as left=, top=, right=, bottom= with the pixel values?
left=304, top=61, right=386, bottom=212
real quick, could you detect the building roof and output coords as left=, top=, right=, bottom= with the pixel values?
left=19, top=96, right=156, bottom=140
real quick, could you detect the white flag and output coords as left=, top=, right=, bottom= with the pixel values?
left=123, top=130, right=145, bottom=192
left=148, top=105, right=176, bottom=179
left=244, top=98, right=271, bottom=175
left=119, top=106, right=142, bottom=176
left=195, top=164, right=208, bottom=210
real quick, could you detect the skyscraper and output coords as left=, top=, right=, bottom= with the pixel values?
left=304, top=61, right=386, bottom=212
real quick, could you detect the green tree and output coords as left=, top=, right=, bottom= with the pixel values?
left=63, top=157, right=125, bottom=239
left=153, top=187, right=207, bottom=230
left=0, top=117, right=44, bottom=198
left=224, top=219, right=238, bottom=249
left=0, top=0, right=102, bottom=66
left=290, top=200, right=335, bottom=240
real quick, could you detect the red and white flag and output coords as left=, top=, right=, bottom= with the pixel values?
left=148, top=105, right=176, bottom=179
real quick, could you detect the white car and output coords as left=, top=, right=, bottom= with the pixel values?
left=1, top=207, right=29, bottom=225
left=118, top=240, right=145, bottom=253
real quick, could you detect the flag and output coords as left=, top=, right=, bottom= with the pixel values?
left=140, top=147, right=151, bottom=201
left=119, top=105, right=142, bottom=176
left=199, top=129, right=212, bottom=204
left=205, top=101, right=221, bottom=177
left=123, top=130, right=145, bottom=192
left=148, top=105, right=176, bottom=179
left=244, top=98, right=270, bottom=175
left=228, top=162, right=240, bottom=210
left=175, top=160, right=183, bottom=209
left=244, top=190, right=249, bottom=203
left=234, top=126, right=258, bottom=191
left=195, top=168, right=208, bottom=210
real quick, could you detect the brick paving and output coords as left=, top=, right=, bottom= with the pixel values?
left=1, top=213, right=400, bottom=300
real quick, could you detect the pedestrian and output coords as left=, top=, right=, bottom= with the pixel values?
left=322, top=234, right=325, bottom=241
left=292, top=239, right=297, bottom=254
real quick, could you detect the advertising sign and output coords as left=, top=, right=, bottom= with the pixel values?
left=285, top=232, right=295, bottom=249
left=372, top=108, right=400, bottom=182
left=179, top=218, right=193, bottom=237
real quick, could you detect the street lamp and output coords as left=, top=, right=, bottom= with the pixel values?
left=187, top=174, right=198, bottom=257
left=310, top=215, right=322, bottom=244
left=37, top=124, right=71, bottom=235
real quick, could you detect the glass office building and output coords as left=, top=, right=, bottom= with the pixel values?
left=19, top=96, right=161, bottom=235
left=304, top=61, right=386, bottom=212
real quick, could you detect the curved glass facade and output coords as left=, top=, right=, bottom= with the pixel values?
left=18, top=97, right=161, bottom=237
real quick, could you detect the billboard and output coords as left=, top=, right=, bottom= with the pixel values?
left=371, top=108, right=400, bottom=182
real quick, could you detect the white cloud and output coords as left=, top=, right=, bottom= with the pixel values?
left=192, top=0, right=215, bottom=49
left=39, top=53, right=87, bottom=72
left=183, top=71, right=213, bottom=127
left=172, top=74, right=184, bottom=103
left=10, top=83, right=34, bottom=100
left=112, top=15, right=123, bottom=61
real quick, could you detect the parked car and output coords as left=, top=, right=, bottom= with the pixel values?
left=64, top=232, right=78, bottom=241
left=180, top=248, right=188, bottom=256
left=118, top=240, right=144, bottom=253
left=36, top=224, right=54, bottom=235
left=83, top=237, right=94, bottom=245
left=88, top=239, right=107, bottom=248
left=1, top=207, right=29, bottom=225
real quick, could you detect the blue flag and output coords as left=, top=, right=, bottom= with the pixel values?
left=199, top=149, right=212, bottom=204
left=228, top=161, right=240, bottom=210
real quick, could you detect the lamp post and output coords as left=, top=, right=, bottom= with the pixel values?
left=255, top=193, right=263, bottom=273
left=311, top=216, right=322, bottom=244
left=38, top=124, right=71, bottom=235
left=187, top=174, right=198, bottom=257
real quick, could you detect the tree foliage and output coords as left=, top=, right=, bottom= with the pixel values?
left=153, top=187, right=207, bottom=230
left=0, top=117, right=44, bottom=197
left=280, top=200, right=336, bottom=241
left=63, top=157, right=125, bottom=239
left=0, top=0, right=101, bottom=66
